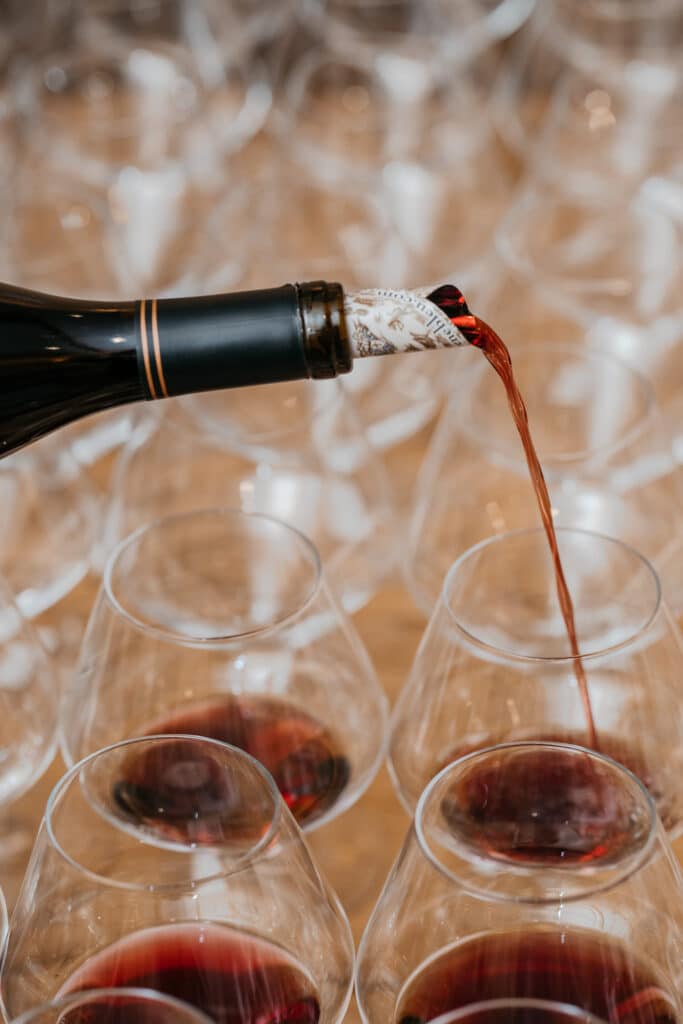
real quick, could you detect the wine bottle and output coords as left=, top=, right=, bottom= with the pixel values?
left=0, top=279, right=470, bottom=458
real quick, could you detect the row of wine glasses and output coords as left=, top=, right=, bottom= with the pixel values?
left=3, top=733, right=683, bottom=1022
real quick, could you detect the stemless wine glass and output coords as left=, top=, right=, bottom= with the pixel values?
left=99, top=382, right=397, bottom=614
left=0, top=574, right=58, bottom=901
left=0, top=883, right=7, bottom=951
left=1, top=736, right=355, bottom=1022
left=481, top=181, right=683, bottom=451
left=391, top=528, right=683, bottom=844
left=61, top=509, right=387, bottom=835
left=357, top=741, right=683, bottom=1023
left=405, top=343, right=683, bottom=617
left=494, top=0, right=683, bottom=183
left=7, top=988, right=214, bottom=1024
left=427, top=1000, right=607, bottom=1024
left=0, top=574, right=58, bottom=812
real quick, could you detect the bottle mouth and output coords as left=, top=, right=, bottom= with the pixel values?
left=416, top=741, right=656, bottom=903
left=105, top=509, right=322, bottom=645
left=46, top=735, right=283, bottom=890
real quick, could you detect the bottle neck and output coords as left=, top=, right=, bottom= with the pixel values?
left=136, top=281, right=352, bottom=401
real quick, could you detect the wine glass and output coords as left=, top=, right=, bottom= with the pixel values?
left=427, top=1000, right=608, bottom=1024
left=61, top=509, right=387, bottom=883
left=483, top=182, right=683, bottom=474
left=0, top=574, right=58, bottom=891
left=494, top=0, right=683, bottom=180
left=1, top=735, right=354, bottom=1022
left=7, top=988, right=215, bottom=1024
left=391, top=527, right=683, bottom=852
left=0, top=883, right=7, bottom=951
left=99, top=382, right=397, bottom=614
left=405, top=343, right=683, bottom=617
left=357, top=740, right=683, bottom=1023
left=12, top=0, right=271, bottom=300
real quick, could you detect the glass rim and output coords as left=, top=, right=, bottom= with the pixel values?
left=0, top=884, right=6, bottom=952
left=7, top=987, right=214, bottom=1024
left=104, top=508, right=323, bottom=645
left=554, top=0, right=682, bottom=21
left=455, top=340, right=657, bottom=466
left=45, top=734, right=284, bottom=892
left=415, top=740, right=657, bottom=904
left=442, top=525, right=662, bottom=664
left=428, top=997, right=609, bottom=1024
left=308, top=0, right=534, bottom=42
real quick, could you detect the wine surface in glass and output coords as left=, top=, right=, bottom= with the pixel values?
left=428, top=285, right=598, bottom=747
left=113, top=695, right=350, bottom=837
left=59, top=922, right=320, bottom=1024
left=394, top=928, right=676, bottom=1024
left=438, top=738, right=662, bottom=865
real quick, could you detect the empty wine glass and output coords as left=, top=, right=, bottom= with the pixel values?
left=1, top=735, right=355, bottom=1022
left=12, top=0, right=271, bottom=299
left=484, top=182, right=683, bottom=474
left=0, top=883, right=6, bottom=951
left=61, top=509, right=387, bottom=836
left=427, top=1000, right=607, bottom=1024
left=405, top=343, right=683, bottom=617
left=391, top=527, right=683, bottom=849
left=357, top=741, right=683, bottom=1023
left=495, top=0, right=683, bottom=180
left=99, top=381, right=397, bottom=614
left=0, top=574, right=58, bottom=890
left=7, top=988, right=214, bottom=1024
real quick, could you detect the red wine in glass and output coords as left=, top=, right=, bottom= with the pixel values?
left=394, top=928, right=677, bottom=1024
left=427, top=285, right=598, bottom=749
left=437, top=739, right=662, bottom=866
left=113, top=695, right=350, bottom=839
left=59, top=922, right=320, bottom=1024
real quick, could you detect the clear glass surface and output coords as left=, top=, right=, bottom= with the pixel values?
left=392, top=528, right=683, bottom=837
left=405, top=343, right=683, bottom=616
left=99, top=382, right=397, bottom=613
left=7, top=988, right=214, bottom=1024
left=0, top=574, right=57, bottom=808
left=483, top=183, right=683, bottom=480
left=1, top=736, right=354, bottom=1022
left=428, top=999, right=608, bottom=1024
left=357, top=741, right=683, bottom=1023
left=494, top=0, right=683, bottom=184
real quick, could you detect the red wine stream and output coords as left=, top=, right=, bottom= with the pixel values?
left=427, top=286, right=598, bottom=749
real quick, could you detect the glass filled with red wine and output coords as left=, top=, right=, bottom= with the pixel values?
left=405, top=343, right=683, bottom=619
left=1, top=734, right=354, bottom=1023
left=60, top=509, right=387, bottom=837
left=427, top=998, right=608, bottom=1024
left=356, top=740, right=683, bottom=1024
left=6, top=987, right=215, bottom=1024
left=391, top=526, right=683, bottom=849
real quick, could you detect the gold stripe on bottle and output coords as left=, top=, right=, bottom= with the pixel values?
left=150, top=298, right=169, bottom=399
left=139, top=299, right=158, bottom=400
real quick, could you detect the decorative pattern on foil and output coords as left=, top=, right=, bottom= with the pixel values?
left=344, top=287, right=468, bottom=358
